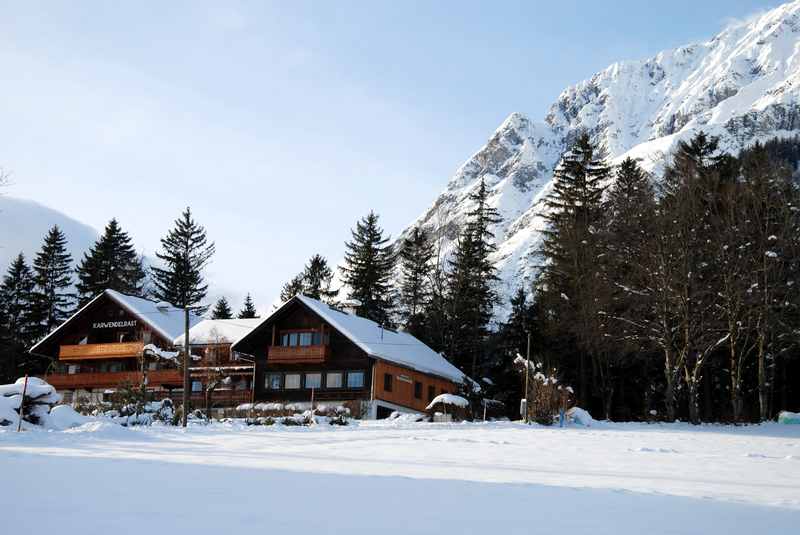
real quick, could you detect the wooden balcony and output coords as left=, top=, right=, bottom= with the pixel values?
left=59, top=342, right=144, bottom=361
left=267, top=344, right=330, bottom=364
left=45, top=369, right=182, bottom=389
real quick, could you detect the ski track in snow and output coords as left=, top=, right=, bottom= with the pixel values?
left=1, top=421, right=799, bottom=534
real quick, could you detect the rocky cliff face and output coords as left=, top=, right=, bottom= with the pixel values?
left=400, top=0, right=800, bottom=321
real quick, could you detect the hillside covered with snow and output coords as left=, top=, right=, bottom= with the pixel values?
left=400, top=0, right=800, bottom=320
left=0, top=196, right=97, bottom=274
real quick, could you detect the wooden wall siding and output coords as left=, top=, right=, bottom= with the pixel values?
left=372, top=361, right=458, bottom=413
left=267, top=345, right=330, bottom=364
left=46, top=369, right=182, bottom=389
left=59, top=341, right=144, bottom=360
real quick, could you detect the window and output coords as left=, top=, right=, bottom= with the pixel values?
left=347, top=371, right=365, bottom=389
left=326, top=372, right=343, bottom=388
left=148, top=362, right=158, bottom=371
left=68, top=365, right=78, bottom=375
left=192, top=381, right=202, bottom=392
left=299, top=332, right=313, bottom=346
left=266, top=373, right=282, bottom=390
left=414, top=381, right=422, bottom=399
left=384, top=373, right=393, bottom=392
left=305, top=373, right=322, bottom=389
left=288, top=333, right=299, bottom=346
left=428, top=385, right=436, bottom=402
left=280, top=333, right=289, bottom=346
left=312, top=331, right=322, bottom=345
left=284, top=373, right=301, bottom=389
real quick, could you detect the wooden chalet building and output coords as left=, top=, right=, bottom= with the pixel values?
left=174, top=317, right=262, bottom=406
left=231, top=295, right=466, bottom=418
left=28, top=290, right=260, bottom=408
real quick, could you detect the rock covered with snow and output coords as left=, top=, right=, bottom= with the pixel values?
left=391, top=1, right=800, bottom=321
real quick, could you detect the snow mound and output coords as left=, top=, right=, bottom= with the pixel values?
left=0, top=377, right=62, bottom=429
left=47, top=405, right=91, bottom=430
left=778, top=411, right=800, bottom=424
left=426, top=394, right=469, bottom=410
left=0, top=376, right=61, bottom=403
left=566, top=407, right=595, bottom=427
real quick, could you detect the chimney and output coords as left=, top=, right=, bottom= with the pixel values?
left=341, top=299, right=362, bottom=316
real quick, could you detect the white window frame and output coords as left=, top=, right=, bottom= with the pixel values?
left=326, top=372, right=343, bottom=389
left=284, top=373, right=301, bottom=390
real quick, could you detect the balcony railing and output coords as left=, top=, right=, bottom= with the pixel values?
left=45, top=369, right=182, bottom=389
left=59, top=342, right=145, bottom=361
left=267, top=344, right=330, bottom=364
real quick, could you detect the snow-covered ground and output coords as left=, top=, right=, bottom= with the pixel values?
left=2, top=420, right=799, bottom=534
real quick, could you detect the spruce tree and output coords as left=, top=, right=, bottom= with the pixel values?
left=446, top=178, right=501, bottom=377
left=75, top=218, right=146, bottom=305
left=398, top=228, right=433, bottom=337
left=279, top=274, right=304, bottom=302
left=211, top=297, right=233, bottom=320
left=341, top=211, right=395, bottom=326
left=151, top=207, right=215, bottom=312
left=538, top=133, right=609, bottom=406
left=238, top=293, right=258, bottom=319
left=30, top=225, right=74, bottom=340
left=0, top=253, right=37, bottom=380
left=302, top=254, right=339, bottom=304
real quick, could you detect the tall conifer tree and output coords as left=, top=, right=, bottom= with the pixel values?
left=0, top=253, right=37, bottom=380
left=341, top=211, right=395, bottom=325
left=75, top=218, right=146, bottom=305
left=30, top=225, right=74, bottom=339
left=446, top=178, right=501, bottom=376
left=398, top=228, right=433, bottom=338
left=538, top=133, right=609, bottom=405
left=151, top=207, right=215, bottom=312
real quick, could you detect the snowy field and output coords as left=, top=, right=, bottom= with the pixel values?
left=2, top=420, right=799, bottom=534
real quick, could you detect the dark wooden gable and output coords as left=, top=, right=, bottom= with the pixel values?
left=235, top=298, right=371, bottom=369
left=30, top=292, right=172, bottom=358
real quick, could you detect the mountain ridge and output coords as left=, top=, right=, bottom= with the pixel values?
left=398, top=0, right=800, bottom=321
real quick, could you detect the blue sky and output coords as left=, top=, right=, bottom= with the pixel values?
left=0, top=0, right=782, bottom=309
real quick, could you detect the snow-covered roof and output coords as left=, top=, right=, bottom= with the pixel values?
left=174, top=318, right=262, bottom=346
left=280, top=295, right=467, bottom=384
left=30, top=289, right=202, bottom=355
left=426, top=393, right=469, bottom=410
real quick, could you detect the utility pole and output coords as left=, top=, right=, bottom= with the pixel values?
left=182, top=306, right=190, bottom=427
left=524, top=331, right=531, bottom=425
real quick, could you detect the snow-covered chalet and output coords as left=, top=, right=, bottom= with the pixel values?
left=29, top=290, right=260, bottom=406
left=231, top=295, right=466, bottom=418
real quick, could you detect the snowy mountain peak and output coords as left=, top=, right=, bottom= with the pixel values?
left=400, top=0, right=800, bottom=321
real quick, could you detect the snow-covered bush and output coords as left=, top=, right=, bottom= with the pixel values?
left=514, top=359, right=572, bottom=425
left=0, top=377, right=61, bottom=428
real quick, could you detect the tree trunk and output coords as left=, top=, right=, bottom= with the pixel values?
left=757, top=335, right=768, bottom=422
left=687, top=377, right=700, bottom=425
left=663, top=349, right=676, bottom=422
left=730, top=340, right=742, bottom=423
